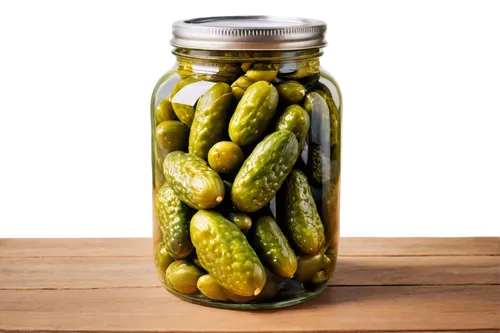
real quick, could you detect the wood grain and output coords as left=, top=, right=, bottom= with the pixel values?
left=1, top=256, right=498, bottom=290
left=0, top=286, right=498, bottom=332
left=331, top=255, right=500, bottom=286
left=1, top=238, right=498, bottom=333
left=1, top=237, right=498, bottom=258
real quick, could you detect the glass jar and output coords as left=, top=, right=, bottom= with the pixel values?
left=151, top=16, right=342, bottom=309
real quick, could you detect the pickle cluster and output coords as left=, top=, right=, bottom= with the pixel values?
left=153, top=59, right=340, bottom=304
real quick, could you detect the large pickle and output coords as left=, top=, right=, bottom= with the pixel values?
left=156, top=183, right=193, bottom=259
left=163, top=151, right=224, bottom=210
left=229, top=81, right=279, bottom=146
left=171, top=77, right=199, bottom=127
left=232, top=130, right=299, bottom=213
left=275, top=104, right=310, bottom=151
left=190, top=210, right=266, bottom=297
left=165, top=260, right=203, bottom=294
left=249, top=216, right=297, bottom=278
left=189, top=83, right=232, bottom=160
left=283, top=170, right=325, bottom=255
left=155, top=120, right=189, bottom=153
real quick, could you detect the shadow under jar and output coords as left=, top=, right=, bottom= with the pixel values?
left=151, top=16, right=342, bottom=310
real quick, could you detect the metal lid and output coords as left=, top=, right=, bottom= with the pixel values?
left=171, top=16, right=327, bottom=51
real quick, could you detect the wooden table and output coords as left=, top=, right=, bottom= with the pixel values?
left=1, top=238, right=499, bottom=333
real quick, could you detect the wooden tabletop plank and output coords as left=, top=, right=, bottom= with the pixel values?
left=1, top=237, right=499, bottom=258
left=1, top=255, right=498, bottom=290
left=1, top=285, right=498, bottom=332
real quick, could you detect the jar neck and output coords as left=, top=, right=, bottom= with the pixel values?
left=172, top=48, right=323, bottom=63
left=172, top=48, right=322, bottom=83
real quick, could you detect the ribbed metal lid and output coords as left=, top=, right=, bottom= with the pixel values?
left=171, top=16, right=327, bottom=51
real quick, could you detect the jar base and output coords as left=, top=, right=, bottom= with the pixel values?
left=163, top=283, right=327, bottom=310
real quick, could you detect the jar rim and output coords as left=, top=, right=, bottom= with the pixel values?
left=171, top=16, right=327, bottom=51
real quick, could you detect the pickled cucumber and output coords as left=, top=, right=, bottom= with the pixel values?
left=163, top=151, right=224, bottom=210
left=190, top=210, right=266, bottom=297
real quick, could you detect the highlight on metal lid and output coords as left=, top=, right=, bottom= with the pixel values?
left=171, top=16, right=327, bottom=51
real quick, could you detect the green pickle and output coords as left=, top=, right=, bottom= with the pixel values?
left=171, top=77, right=199, bottom=127
left=155, top=120, right=189, bottom=153
left=190, top=210, right=266, bottom=297
left=163, top=151, right=225, bottom=210
left=229, top=81, right=279, bottom=146
left=275, top=104, right=310, bottom=151
left=232, top=130, right=299, bottom=212
left=156, top=183, right=193, bottom=259
left=316, top=89, right=340, bottom=147
left=277, top=81, right=306, bottom=104
left=323, top=247, right=337, bottom=280
left=189, top=83, right=232, bottom=160
left=225, top=270, right=283, bottom=303
left=152, top=46, right=340, bottom=308
left=283, top=170, right=326, bottom=255
left=208, top=141, right=244, bottom=174
left=231, top=76, right=254, bottom=102
left=155, top=97, right=177, bottom=124
left=165, top=260, right=203, bottom=294
left=295, top=252, right=331, bottom=282
left=309, top=143, right=329, bottom=184
left=249, top=216, right=297, bottom=278
left=154, top=242, right=174, bottom=281
left=198, top=270, right=283, bottom=304
left=197, top=274, right=230, bottom=301
left=245, top=64, right=279, bottom=81
left=227, top=212, right=252, bottom=234
left=282, top=60, right=319, bottom=79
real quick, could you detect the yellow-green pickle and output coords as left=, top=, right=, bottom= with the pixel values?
left=151, top=16, right=342, bottom=309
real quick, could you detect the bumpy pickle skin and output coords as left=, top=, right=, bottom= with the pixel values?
left=156, top=183, right=194, bottom=259
left=283, top=170, right=325, bottom=255
left=188, top=83, right=232, bottom=160
left=249, top=216, right=297, bottom=278
left=231, top=130, right=299, bottom=213
left=162, top=151, right=225, bottom=210
left=229, top=81, right=279, bottom=146
left=190, top=210, right=266, bottom=297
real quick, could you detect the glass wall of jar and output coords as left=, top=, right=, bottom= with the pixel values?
left=151, top=16, right=342, bottom=309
